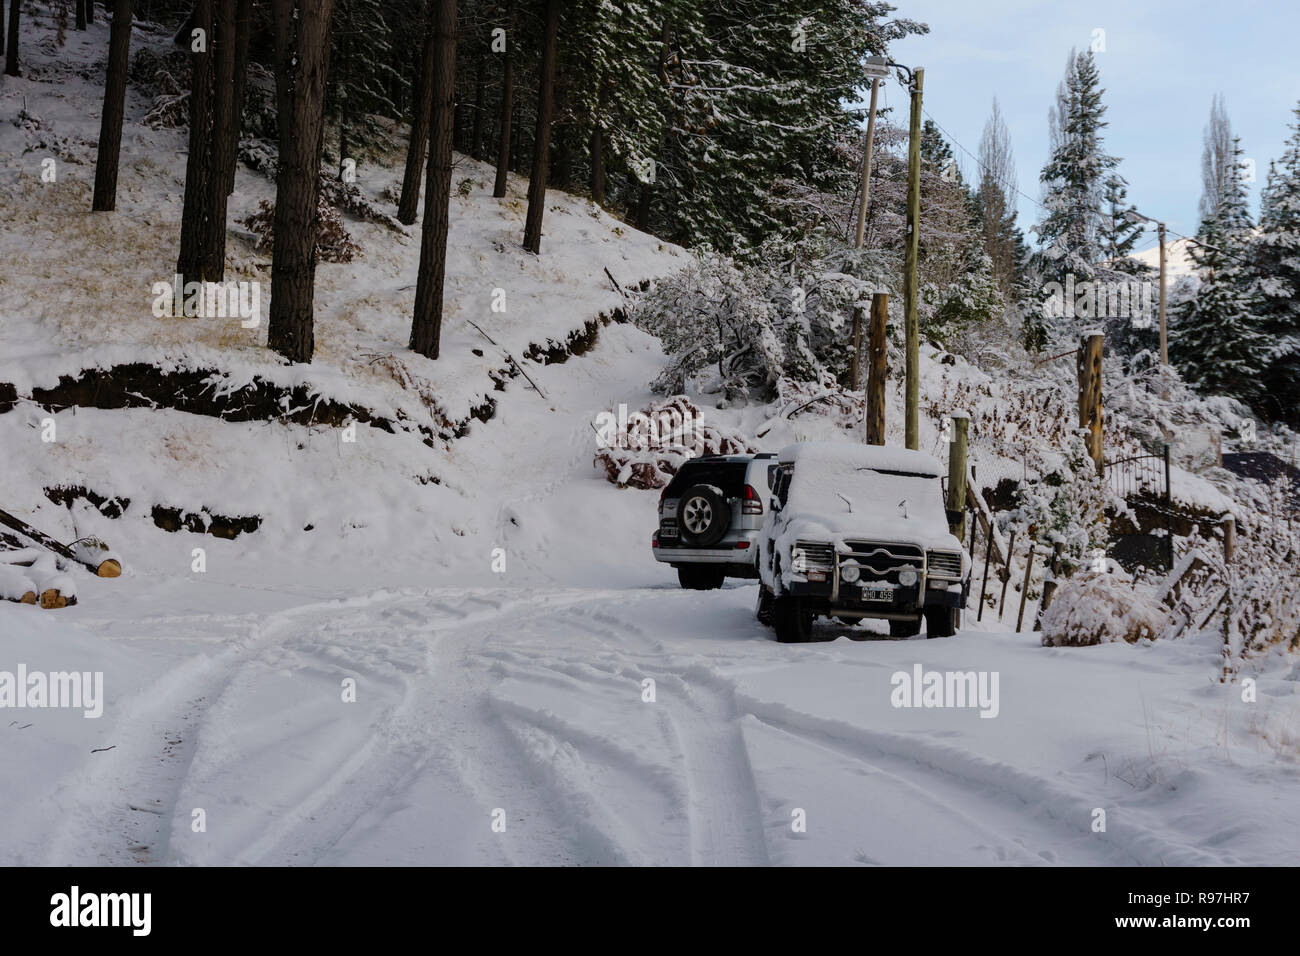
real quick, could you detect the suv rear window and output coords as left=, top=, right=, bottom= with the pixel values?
left=665, top=460, right=749, bottom=498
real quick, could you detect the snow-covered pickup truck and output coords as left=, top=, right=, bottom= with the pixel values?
left=756, top=442, right=969, bottom=643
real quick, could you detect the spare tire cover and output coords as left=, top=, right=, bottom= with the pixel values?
left=677, top=483, right=731, bottom=547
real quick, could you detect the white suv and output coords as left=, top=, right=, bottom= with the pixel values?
left=652, top=453, right=777, bottom=589
left=757, top=442, right=969, bottom=642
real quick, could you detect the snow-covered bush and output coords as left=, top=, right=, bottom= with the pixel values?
left=635, top=242, right=878, bottom=401
left=1040, top=572, right=1166, bottom=646
left=1005, top=429, right=1116, bottom=573
left=240, top=196, right=360, bottom=263
left=592, top=396, right=755, bottom=489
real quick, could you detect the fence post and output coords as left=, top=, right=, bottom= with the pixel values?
left=977, top=522, right=994, bottom=621
left=1035, top=540, right=1066, bottom=630
left=998, top=529, right=1017, bottom=620
left=1222, top=515, right=1236, bottom=564
left=947, top=413, right=969, bottom=541
left=1164, top=442, right=1174, bottom=570
left=1016, top=543, right=1036, bottom=633
left=1077, top=333, right=1104, bottom=475
left=865, top=292, right=889, bottom=445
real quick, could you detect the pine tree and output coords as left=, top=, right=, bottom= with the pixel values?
left=266, top=0, right=339, bottom=364
left=1098, top=173, right=1146, bottom=273
left=328, top=0, right=399, bottom=171
left=1199, top=94, right=1234, bottom=224
left=92, top=0, right=135, bottom=212
left=1172, top=137, right=1270, bottom=406
left=1034, top=50, right=1118, bottom=289
left=1254, top=103, right=1300, bottom=422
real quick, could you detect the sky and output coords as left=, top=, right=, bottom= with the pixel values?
left=880, top=0, right=1299, bottom=256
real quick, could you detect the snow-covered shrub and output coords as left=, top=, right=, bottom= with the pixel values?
left=1005, top=429, right=1117, bottom=573
left=240, top=196, right=360, bottom=263
left=635, top=242, right=877, bottom=401
left=1040, top=572, right=1166, bottom=646
left=925, top=252, right=1006, bottom=349
left=593, top=396, right=755, bottom=489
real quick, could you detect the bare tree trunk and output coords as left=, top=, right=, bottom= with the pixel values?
left=397, top=14, right=435, bottom=226
left=92, top=0, right=134, bottom=212
left=85, top=0, right=94, bottom=24
left=409, top=0, right=455, bottom=359
left=176, top=0, right=215, bottom=287
left=522, top=0, right=559, bottom=254
left=590, top=74, right=605, bottom=204
left=635, top=179, right=650, bottom=231
left=266, top=0, right=337, bottom=364
left=491, top=2, right=512, bottom=198
left=223, top=0, right=253, bottom=196
left=5, top=0, right=21, bottom=77
left=470, top=52, right=485, bottom=160
left=77, top=0, right=87, bottom=31
left=0, top=0, right=6, bottom=55
left=200, top=0, right=237, bottom=278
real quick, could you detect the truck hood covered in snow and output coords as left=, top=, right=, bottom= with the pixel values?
left=771, top=447, right=963, bottom=558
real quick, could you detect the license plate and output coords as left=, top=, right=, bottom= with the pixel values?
left=861, top=586, right=894, bottom=602
left=660, top=528, right=678, bottom=538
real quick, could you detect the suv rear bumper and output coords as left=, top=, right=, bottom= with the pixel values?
left=652, top=531, right=760, bottom=576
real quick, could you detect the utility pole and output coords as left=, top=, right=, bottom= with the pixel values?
left=849, top=71, right=882, bottom=392
left=903, top=66, right=923, bottom=451
left=1157, top=221, right=1168, bottom=366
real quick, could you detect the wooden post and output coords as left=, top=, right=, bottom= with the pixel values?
left=850, top=307, right=863, bottom=390
left=947, top=413, right=969, bottom=541
left=1035, top=540, right=1066, bottom=630
left=865, top=292, right=888, bottom=445
left=997, top=529, right=1017, bottom=620
left=1157, top=222, right=1169, bottom=368
left=1077, top=332, right=1104, bottom=474
left=854, top=78, right=880, bottom=248
left=1222, top=515, right=1236, bottom=564
left=903, top=67, right=923, bottom=451
left=848, top=79, right=880, bottom=393
left=1016, top=542, right=1036, bottom=633
left=977, top=523, right=994, bottom=621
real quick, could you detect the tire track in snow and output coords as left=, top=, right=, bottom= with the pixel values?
left=563, top=598, right=772, bottom=865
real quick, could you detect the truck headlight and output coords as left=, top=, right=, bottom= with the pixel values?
left=840, top=560, right=861, bottom=584
left=898, top=569, right=918, bottom=587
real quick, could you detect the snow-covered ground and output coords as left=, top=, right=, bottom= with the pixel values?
left=2, top=11, right=1299, bottom=868
left=5, top=319, right=1300, bottom=867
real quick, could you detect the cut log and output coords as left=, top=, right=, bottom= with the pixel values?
left=0, top=508, right=121, bottom=577
left=40, top=589, right=67, bottom=609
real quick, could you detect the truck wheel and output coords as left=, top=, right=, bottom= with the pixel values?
left=925, top=607, right=958, bottom=638
left=677, top=484, right=731, bottom=547
left=772, top=595, right=813, bottom=643
left=678, top=565, right=726, bottom=590
left=755, top=585, right=775, bottom=625
left=888, top=614, right=922, bottom=638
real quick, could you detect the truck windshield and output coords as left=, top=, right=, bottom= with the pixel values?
left=787, top=464, right=948, bottom=533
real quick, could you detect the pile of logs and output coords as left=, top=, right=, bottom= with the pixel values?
left=0, top=508, right=121, bottom=610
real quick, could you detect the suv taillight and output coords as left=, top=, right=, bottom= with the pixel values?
left=742, top=484, right=763, bottom=515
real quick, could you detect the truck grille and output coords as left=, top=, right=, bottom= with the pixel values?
left=926, top=550, right=963, bottom=578
left=842, top=542, right=923, bottom=583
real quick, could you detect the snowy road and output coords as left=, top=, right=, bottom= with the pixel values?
left=7, top=578, right=1296, bottom=867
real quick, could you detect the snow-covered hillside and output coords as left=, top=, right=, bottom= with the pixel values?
left=2, top=10, right=1299, bottom=868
